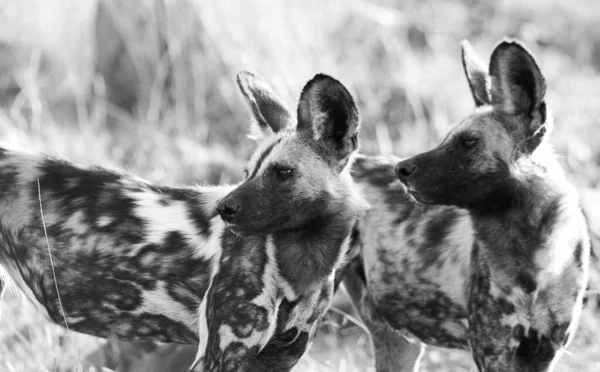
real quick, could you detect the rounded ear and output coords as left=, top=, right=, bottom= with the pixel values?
left=489, top=40, right=548, bottom=152
left=461, top=40, right=490, bottom=107
left=489, top=40, right=546, bottom=116
left=236, top=71, right=293, bottom=139
left=296, top=74, right=360, bottom=171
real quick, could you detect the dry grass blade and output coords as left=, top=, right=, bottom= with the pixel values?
left=328, top=306, right=370, bottom=335
left=37, top=178, right=70, bottom=333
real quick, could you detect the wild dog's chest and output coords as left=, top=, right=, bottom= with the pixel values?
left=203, top=231, right=337, bottom=369
left=211, top=231, right=337, bottom=334
left=468, top=227, right=589, bottom=351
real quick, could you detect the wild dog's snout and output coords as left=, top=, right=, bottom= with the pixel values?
left=216, top=200, right=240, bottom=223
left=394, top=160, right=417, bottom=180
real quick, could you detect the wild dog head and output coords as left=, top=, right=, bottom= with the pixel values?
left=395, top=40, right=551, bottom=209
left=216, top=72, right=362, bottom=235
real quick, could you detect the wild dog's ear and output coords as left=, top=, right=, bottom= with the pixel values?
left=489, top=40, right=548, bottom=152
left=236, top=71, right=293, bottom=139
left=296, top=74, right=360, bottom=171
left=461, top=40, right=490, bottom=107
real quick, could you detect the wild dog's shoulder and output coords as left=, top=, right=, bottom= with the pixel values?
left=351, top=154, right=415, bottom=221
left=351, top=153, right=399, bottom=188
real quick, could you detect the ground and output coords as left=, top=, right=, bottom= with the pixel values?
left=0, top=0, right=599, bottom=371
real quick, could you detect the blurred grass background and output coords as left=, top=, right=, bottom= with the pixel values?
left=0, top=0, right=599, bottom=371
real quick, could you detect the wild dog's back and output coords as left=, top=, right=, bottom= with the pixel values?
left=0, top=144, right=226, bottom=343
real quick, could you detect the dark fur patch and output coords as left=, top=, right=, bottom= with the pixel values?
left=0, top=163, right=19, bottom=200
left=318, top=88, right=351, bottom=151
left=349, top=221, right=360, bottom=249
left=516, top=271, right=537, bottom=293
left=537, top=196, right=562, bottom=238
left=574, top=240, right=584, bottom=267
left=351, top=155, right=414, bottom=220
left=351, top=156, right=397, bottom=189
left=258, top=330, right=310, bottom=372
left=516, top=329, right=554, bottom=364
left=498, top=297, right=516, bottom=315
left=419, top=208, right=459, bottom=266
left=273, top=211, right=350, bottom=294
left=550, top=322, right=570, bottom=346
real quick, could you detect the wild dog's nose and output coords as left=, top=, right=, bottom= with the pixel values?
left=395, top=161, right=417, bottom=180
left=216, top=202, right=239, bottom=223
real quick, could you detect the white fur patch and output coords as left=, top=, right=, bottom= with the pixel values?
left=126, top=189, right=226, bottom=263
left=191, top=282, right=211, bottom=371
left=0, top=262, right=51, bottom=319
left=138, top=281, right=199, bottom=330
left=196, top=184, right=236, bottom=221
left=96, top=215, right=113, bottom=227
left=435, top=214, right=473, bottom=307
left=196, top=217, right=224, bottom=265
left=127, top=191, right=206, bottom=246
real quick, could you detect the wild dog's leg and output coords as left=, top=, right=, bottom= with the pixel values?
left=343, top=259, right=424, bottom=372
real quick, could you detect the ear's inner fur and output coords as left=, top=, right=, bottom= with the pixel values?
left=488, top=41, right=549, bottom=155
left=236, top=71, right=293, bottom=135
left=296, top=74, right=360, bottom=171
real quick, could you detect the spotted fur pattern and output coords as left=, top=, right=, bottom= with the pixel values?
left=0, top=72, right=366, bottom=372
left=345, top=40, right=590, bottom=372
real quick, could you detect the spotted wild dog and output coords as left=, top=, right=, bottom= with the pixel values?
left=0, top=72, right=366, bottom=371
left=343, top=40, right=590, bottom=372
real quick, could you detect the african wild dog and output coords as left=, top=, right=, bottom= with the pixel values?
left=344, top=40, right=590, bottom=372
left=0, top=72, right=366, bottom=371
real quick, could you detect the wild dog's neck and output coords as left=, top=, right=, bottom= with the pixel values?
left=469, top=153, right=571, bottom=223
left=272, top=206, right=359, bottom=296
left=467, top=156, right=579, bottom=287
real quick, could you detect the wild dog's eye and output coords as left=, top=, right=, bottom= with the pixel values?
left=275, top=168, right=292, bottom=180
left=461, top=137, right=479, bottom=150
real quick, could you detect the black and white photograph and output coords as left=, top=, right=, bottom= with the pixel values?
left=0, top=0, right=599, bottom=371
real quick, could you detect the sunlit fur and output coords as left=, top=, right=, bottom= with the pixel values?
left=344, top=40, right=590, bottom=372
left=0, top=72, right=366, bottom=372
